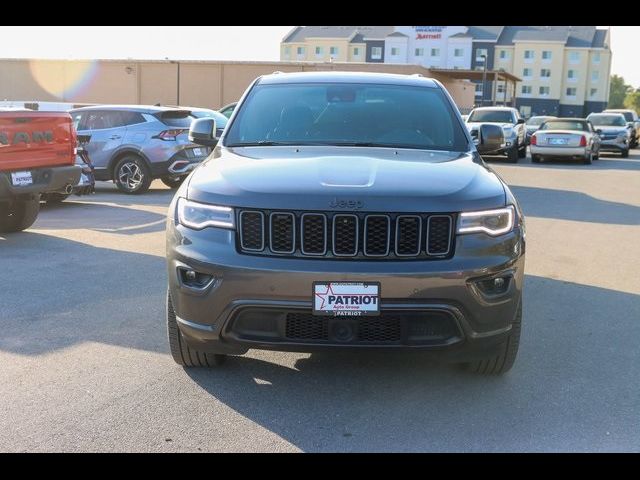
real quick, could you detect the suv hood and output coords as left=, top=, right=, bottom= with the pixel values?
left=592, top=125, right=628, bottom=134
left=187, top=146, right=506, bottom=213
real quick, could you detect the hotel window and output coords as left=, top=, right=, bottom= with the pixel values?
left=296, top=46, right=305, bottom=57
left=539, top=86, right=550, bottom=96
left=475, top=48, right=488, bottom=62
left=540, top=68, right=551, bottom=78
left=568, top=69, right=577, bottom=81
left=391, top=47, right=400, bottom=56
left=499, top=50, right=510, bottom=60
left=454, top=48, right=464, bottom=57
left=566, top=87, right=577, bottom=97
left=523, top=68, right=532, bottom=78
left=542, top=50, right=552, bottom=61
left=590, top=88, right=598, bottom=97
left=569, top=51, right=580, bottom=63
left=524, top=50, right=534, bottom=60
left=371, top=47, right=382, bottom=60
left=521, top=85, right=532, bottom=95
left=353, top=47, right=360, bottom=57
left=475, top=83, right=483, bottom=96
left=415, top=48, right=424, bottom=57
left=330, top=47, right=338, bottom=56
left=315, top=46, right=323, bottom=58
left=593, top=52, right=601, bottom=64
left=283, top=46, right=291, bottom=58
left=497, top=84, right=505, bottom=94
left=591, top=71, right=599, bottom=82
left=431, top=48, right=440, bottom=57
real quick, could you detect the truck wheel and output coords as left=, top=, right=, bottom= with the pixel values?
left=114, top=156, right=152, bottom=194
left=583, top=151, right=593, bottom=165
left=621, top=148, right=629, bottom=158
left=531, top=154, right=541, bottom=163
left=0, top=196, right=40, bottom=233
left=166, top=290, right=227, bottom=367
left=506, top=145, right=519, bottom=163
left=161, top=175, right=185, bottom=189
left=465, top=300, right=522, bottom=375
left=43, top=193, right=70, bottom=204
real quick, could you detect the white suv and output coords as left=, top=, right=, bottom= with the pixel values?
left=466, top=107, right=527, bottom=162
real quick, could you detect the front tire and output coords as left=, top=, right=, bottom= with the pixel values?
left=114, top=156, right=152, bottom=194
left=531, top=154, right=541, bottom=163
left=465, top=301, right=522, bottom=375
left=621, top=148, right=629, bottom=158
left=0, top=196, right=40, bottom=233
left=518, top=143, right=527, bottom=158
left=166, top=290, right=227, bottom=367
left=161, top=175, right=185, bottom=189
left=506, top=145, right=519, bottom=163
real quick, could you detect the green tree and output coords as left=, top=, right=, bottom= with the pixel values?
left=623, top=89, right=640, bottom=114
left=609, top=74, right=632, bottom=108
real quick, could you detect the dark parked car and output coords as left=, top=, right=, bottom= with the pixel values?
left=524, top=115, right=556, bottom=145
left=166, top=72, right=525, bottom=375
left=69, top=105, right=210, bottom=194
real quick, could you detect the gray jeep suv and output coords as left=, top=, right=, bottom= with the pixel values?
left=70, top=105, right=210, bottom=193
left=166, top=72, right=526, bottom=375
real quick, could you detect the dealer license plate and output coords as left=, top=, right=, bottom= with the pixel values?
left=313, top=282, right=380, bottom=317
left=548, top=138, right=568, bottom=145
left=11, top=171, right=33, bottom=186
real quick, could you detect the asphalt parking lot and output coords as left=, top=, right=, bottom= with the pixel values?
left=1, top=149, right=639, bottom=452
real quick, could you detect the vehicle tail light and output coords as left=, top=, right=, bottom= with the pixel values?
left=530, top=134, right=537, bottom=146
left=579, top=135, right=587, bottom=147
left=155, top=129, right=187, bottom=141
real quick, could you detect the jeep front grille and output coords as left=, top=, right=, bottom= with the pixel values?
left=236, top=209, right=455, bottom=260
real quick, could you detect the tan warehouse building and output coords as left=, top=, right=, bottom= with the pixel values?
left=0, top=58, right=477, bottom=112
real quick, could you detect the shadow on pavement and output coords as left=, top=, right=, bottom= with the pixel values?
left=37, top=200, right=168, bottom=235
left=511, top=185, right=640, bottom=225
left=183, top=274, right=640, bottom=452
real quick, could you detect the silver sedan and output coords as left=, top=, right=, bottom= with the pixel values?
left=529, top=118, right=601, bottom=165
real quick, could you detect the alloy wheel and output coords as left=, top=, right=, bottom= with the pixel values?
left=118, top=162, right=144, bottom=191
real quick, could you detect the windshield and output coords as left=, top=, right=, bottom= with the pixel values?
left=588, top=114, right=626, bottom=127
left=224, top=82, right=469, bottom=151
left=192, top=109, right=228, bottom=128
left=607, top=111, right=634, bottom=122
left=541, top=120, right=588, bottom=132
left=467, top=110, right=513, bottom=123
left=527, top=116, right=551, bottom=126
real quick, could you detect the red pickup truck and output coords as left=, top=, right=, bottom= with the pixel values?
left=0, top=109, right=81, bottom=233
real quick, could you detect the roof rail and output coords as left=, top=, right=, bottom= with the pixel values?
left=411, top=73, right=423, bottom=77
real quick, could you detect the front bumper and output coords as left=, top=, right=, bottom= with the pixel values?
left=0, top=165, right=82, bottom=200
left=166, top=212, right=526, bottom=360
left=599, top=138, right=628, bottom=152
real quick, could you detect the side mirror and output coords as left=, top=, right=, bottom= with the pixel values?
left=189, top=118, right=218, bottom=147
left=596, top=129, right=603, bottom=135
left=476, top=124, right=504, bottom=154
left=627, top=122, right=634, bottom=129
left=516, top=118, right=525, bottom=124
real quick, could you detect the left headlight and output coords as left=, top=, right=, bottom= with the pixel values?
left=502, top=126, right=515, bottom=137
left=177, top=197, right=235, bottom=230
left=457, top=205, right=515, bottom=236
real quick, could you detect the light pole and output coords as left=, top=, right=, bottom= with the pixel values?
left=481, top=54, right=487, bottom=107
left=167, top=58, right=180, bottom=105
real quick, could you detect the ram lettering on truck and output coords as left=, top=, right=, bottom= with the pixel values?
left=0, top=110, right=81, bottom=233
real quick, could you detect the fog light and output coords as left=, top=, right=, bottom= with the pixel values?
left=178, top=267, right=215, bottom=289
left=475, top=275, right=511, bottom=296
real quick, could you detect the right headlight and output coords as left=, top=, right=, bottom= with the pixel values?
left=457, top=205, right=515, bottom=236
left=177, top=197, right=235, bottom=230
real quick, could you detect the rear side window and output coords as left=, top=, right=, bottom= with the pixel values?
left=157, top=111, right=194, bottom=128
left=75, top=110, right=132, bottom=130
left=118, top=111, right=146, bottom=126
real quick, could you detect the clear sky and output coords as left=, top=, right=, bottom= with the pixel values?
left=0, top=26, right=638, bottom=87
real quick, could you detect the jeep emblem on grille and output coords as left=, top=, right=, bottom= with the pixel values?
left=330, top=198, right=364, bottom=209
